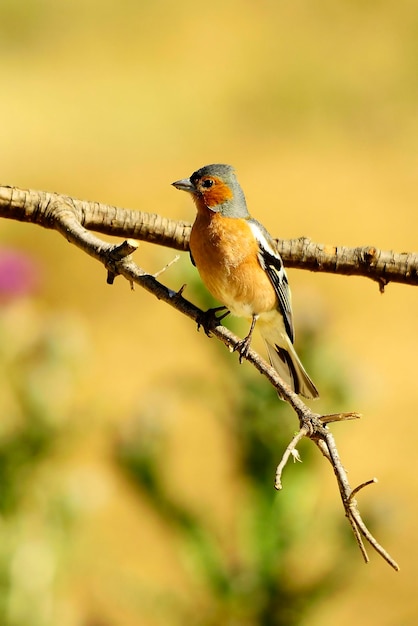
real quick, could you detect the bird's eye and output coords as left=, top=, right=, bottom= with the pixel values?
left=201, top=179, right=214, bottom=188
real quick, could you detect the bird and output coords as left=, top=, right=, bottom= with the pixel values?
left=172, top=163, right=319, bottom=399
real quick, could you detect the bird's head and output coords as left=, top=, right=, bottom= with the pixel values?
left=172, top=163, right=249, bottom=217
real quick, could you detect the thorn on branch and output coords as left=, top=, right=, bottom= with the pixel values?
left=358, top=246, right=389, bottom=293
left=107, top=271, right=117, bottom=285
left=176, top=283, right=186, bottom=295
left=378, top=276, right=389, bottom=294
left=350, top=477, right=378, bottom=501
left=320, top=411, right=362, bottom=424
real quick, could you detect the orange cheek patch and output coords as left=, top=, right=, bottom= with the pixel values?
left=202, top=180, right=233, bottom=208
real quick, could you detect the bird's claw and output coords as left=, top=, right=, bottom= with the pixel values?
left=196, top=306, right=230, bottom=337
left=234, top=336, right=251, bottom=363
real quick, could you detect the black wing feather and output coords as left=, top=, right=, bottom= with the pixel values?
left=259, top=247, right=294, bottom=343
left=249, top=219, right=294, bottom=343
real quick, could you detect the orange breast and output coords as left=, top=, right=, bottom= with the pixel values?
left=190, top=211, right=277, bottom=317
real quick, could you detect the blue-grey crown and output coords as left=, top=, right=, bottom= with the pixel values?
left=191, top=163, right=249, bottom=217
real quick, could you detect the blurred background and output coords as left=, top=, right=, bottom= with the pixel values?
left=1, top=0, right=417, bottom=624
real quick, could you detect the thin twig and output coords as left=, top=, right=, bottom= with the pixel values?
left=153, top=254, right=180, bottom=278
left=275, top=427, right=308, bottom=490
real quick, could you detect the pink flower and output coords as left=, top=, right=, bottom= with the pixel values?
left=0, top=248, right=41, bottom=301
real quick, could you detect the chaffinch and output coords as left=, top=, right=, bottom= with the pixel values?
left=172, top=163, right=319, bottom=399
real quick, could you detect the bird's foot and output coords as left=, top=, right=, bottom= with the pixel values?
left=233, top=314, right=258, bottom=363
left=234, top=334, right=252, bottom=363
left=196, top=306, right=230, bottom=337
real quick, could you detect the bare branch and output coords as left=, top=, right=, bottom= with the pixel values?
left=275, top=238, right=418, bottom=293
left=1, top=185, right=417, bottom=287
left=321, top=431, right=399, bottom=570
left=275, top=427, right=308, bottom=490
left=0, top=184, right=401, bottom=570
left=0, top=186, right=191, bottom=251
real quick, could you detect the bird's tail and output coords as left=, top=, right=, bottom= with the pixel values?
left=264, top=338, right=319, bottom=400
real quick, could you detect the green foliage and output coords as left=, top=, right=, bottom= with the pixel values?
left=0, top=291, right=85, bottom=626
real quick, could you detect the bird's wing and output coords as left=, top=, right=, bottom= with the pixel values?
left=248, top=219, right=294, bottom=343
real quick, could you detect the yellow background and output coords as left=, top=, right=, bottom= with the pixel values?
left=1, top=1, right=418, bottom=624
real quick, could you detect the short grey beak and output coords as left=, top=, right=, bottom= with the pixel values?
left=172, top=177, right=195, bottom=193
